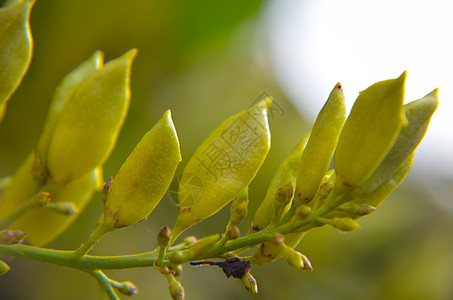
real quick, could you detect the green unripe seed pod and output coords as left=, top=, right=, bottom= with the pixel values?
left=103, top=110, right=181, bottom=229
left=47, top=49, right=137, bottom=183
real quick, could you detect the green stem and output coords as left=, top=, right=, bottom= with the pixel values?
left=91, top=270, right=119, bottom=300
left=74, top=221, right=109, bottom=258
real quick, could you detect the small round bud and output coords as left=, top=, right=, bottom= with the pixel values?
left=113, top=281, right=138, bottom=296
left=158, top=226, right=172, bottom=248
left=0, top=260, right=10, bottom=276
left=32, top=192, right=51, bottom=207
left=271, top=233, right=284, bottom=245
left=295, top=204, right=312, bottom=220
left=241, top=272, right=258, bottom=295
left=225, top=226, right=240, bottom=241
left=331, top=217, right=360, bottom=232
left=167, top=275, right=185, bottom=300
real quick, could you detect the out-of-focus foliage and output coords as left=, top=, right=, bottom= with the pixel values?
left=0, top=1, right=452, bottom=300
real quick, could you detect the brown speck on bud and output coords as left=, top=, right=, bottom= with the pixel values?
left=103, top=176, right=113, bottom=200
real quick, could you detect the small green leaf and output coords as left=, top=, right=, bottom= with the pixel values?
left=103, top=110, right=181, bottom=229
left=172, top=99, right=272, bottom=240
left=295, top=83, right=346, bottom=202
left=46, top=49, right=137, bottom=183
left=362, top=89, right=438, bottom=192
left=253, top=134, right=308, bottom=231
left=335, top=72, right=407, bottom=187
left=0, top=0, right=35, bottom=118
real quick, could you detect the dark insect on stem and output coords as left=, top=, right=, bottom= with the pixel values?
left=190, top=257, right=251, bottom=279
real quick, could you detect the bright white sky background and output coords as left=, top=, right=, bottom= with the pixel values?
left=265, top=0, right=453, bottom=184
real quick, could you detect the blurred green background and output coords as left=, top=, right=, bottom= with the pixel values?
left=1, top=0, right=452, bottom=299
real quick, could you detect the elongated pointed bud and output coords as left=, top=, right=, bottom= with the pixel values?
left=331, top=217, right=360, bottom=232
left=34, top=51, right=104, bottom=184
left=254, top=135, right=308, bottom=231
left=103, top=110, right=181, bottom=230
left=46, top=49, right=137, bottom=183
left=0, top=0, right=35, bottom=117
left=158, top=226, right=172, bottom=248
left=335, top=72, right=407, bottom=187
left=0, top=260, right=10, bottom=276
left=241, top=272, right=258, bottom=295
left=172, top=99, right=271, bottom=241
left=296, top=83, right=346, bottom=203
left=111, top=281, right=138, bottom=296
left=362, top=89, right=438, bottom=193
left=45, top=201, right=78, bottom=215
left=167, top=274, right=185, bottom=300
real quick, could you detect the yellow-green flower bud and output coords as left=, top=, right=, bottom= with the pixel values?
left=362, top=89, right=438, bottom=193
left=172, top=99, right=271, bottom=240
left=34, top=51, right=104, bottom=184
left=158, top=226, right=172, bottom=248
left=241, top=272, right=258, bottom=295
left=0, top=0, right=34, bottom=116
left=335, top=72, right=407, bottom=187
left=0, top=259, right=10, bottom=276
left=296, top=83, right=346, bottom=203
left=254, top=135, right=308, bottom=231
left=46, top=49, right=137, bottom=183
left=331, top=217, right=360, bottom=232
left=103, top=110, right=181, bottom=229
left=166, top=274, right=185, bottom=300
